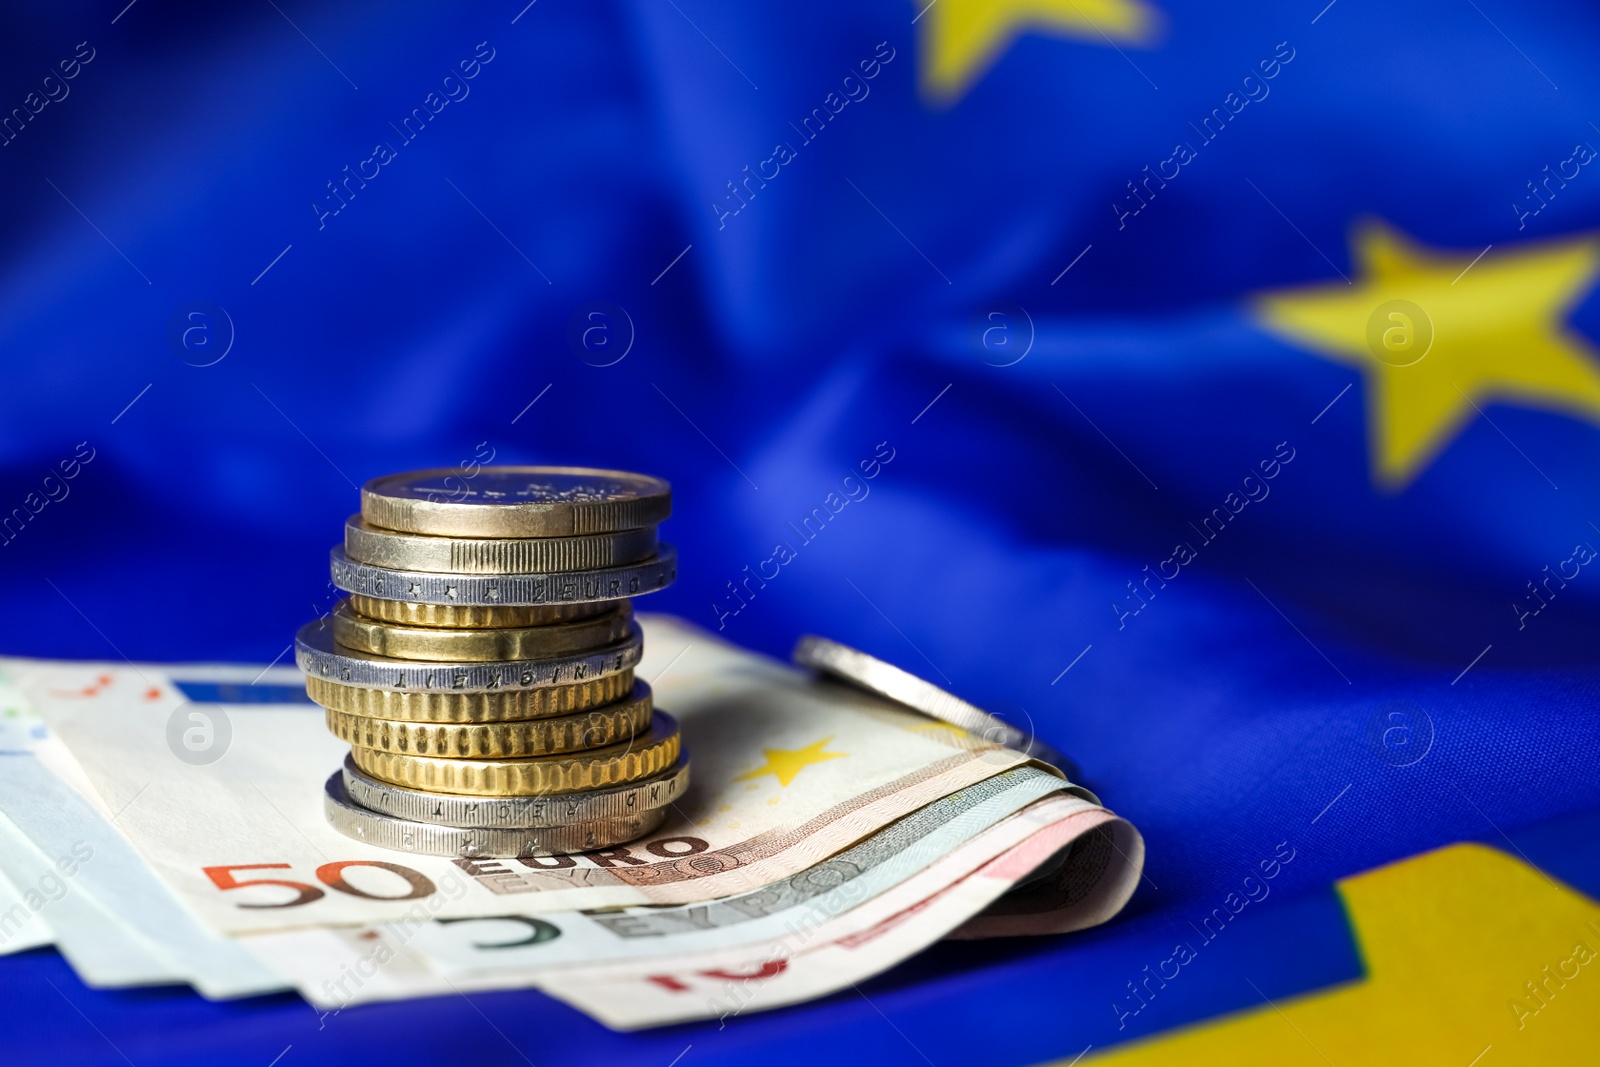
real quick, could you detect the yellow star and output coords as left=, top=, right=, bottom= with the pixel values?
left=733, top=736, right=847, bottom=788
left=1255, top=220, right=1600, bottom=489
left=1080, top=844, right=1600, bottom=1065
left=918, top=0, right=1161, bottom=105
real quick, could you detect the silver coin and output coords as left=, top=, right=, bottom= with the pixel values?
left=344, top=515, right=660, bottom=575
left=295, top=617, right=641, bottom=692
left=339, top=754, right=691, bottom=828
left=361, top=467, right=671, bottom=538
left=328, top=544, right=677, bottom=607
left=792, top=635, right=1078, bottom=774
left=323, top=774, right=667, bottom=857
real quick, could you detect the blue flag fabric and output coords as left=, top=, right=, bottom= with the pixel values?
left=3, top=0, right=1600, bottom=1062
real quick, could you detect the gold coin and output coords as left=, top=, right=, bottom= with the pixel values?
left=325, top=682, right=653, bottom=757
left=346, top=595, right=610, bottom=629
left=305, top=670, right=634, bottom=723
left=344, top=516, right=659, bottom=574
left=331, top=600, right=633, bottom=662
left=360, top=466, right=671, bottom=538
left=348, top=712, right=681, bottom=796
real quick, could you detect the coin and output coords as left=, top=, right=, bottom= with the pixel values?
left=329, top=545, right=677, bottom=607
left=323, top=774, right=667, bottom=857
left=348, top=712, right=681, bottom=795
left=295, top=618, right=641, bottom=693
left=331, top=600, right=634, bottom=663
left=792, top=635, right=1074, bottom=770
left=360, top=467, right=671, bottom=538
left=344, top=515, right=659, bottom=575
left=306, top=669, right=635, bottom=723
left=346, top=595, right=609, bottom=629
left=340, top=754, right=689, bottom=827
left=324, top=681, right=653, bottom=757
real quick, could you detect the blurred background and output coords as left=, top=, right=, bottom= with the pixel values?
left=5, top=0, right=1600, bottom=1061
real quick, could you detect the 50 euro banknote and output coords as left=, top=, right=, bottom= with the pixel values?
left=246, top=785, right=1142, bottom=1028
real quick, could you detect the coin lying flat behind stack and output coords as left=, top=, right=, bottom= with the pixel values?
left=792, top=635, right=1086, bottom=791
left=295, top=466, right=687, bottom=857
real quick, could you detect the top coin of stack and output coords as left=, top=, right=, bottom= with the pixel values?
left=294, top=467, right=687, bottom=858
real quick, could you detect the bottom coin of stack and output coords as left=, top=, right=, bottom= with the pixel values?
left=323, top=749, right=691, bottom=859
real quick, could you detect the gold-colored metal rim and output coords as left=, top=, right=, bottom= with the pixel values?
left=346, top=595, right=611, bottom=629
left=305, top=670, right=635, bottom=723
left=348, top=712, right=681, bottom=796
left=331, top=600, right=633, bottom=663
left=360, top=466, right=671, bottom=538
left=344, top=516, right=660, bottom=575
left=325, top=682, right=653, bottom=758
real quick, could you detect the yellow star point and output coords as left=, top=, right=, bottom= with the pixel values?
left=1254, top=219, right=1600, bottom=489
left=733, top=736, right=847, bottom=788
left=918, top=0, right=1161, bottom=105
left=1084, top=844, right=1600, bottom=1065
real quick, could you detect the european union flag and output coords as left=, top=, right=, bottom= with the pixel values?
left=3, top=0, right=1600, bottom=1062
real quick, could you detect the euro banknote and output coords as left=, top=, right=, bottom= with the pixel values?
left=0, top=615, right=1145, bottom=1028
left=6, top=617, right=1041, bottom=933
left=246, top=789, right=1141, bottom=1028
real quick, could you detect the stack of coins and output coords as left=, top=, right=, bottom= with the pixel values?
left=293, top=467, right=687, bottom=858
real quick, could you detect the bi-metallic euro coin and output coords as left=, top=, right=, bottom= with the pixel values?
left=360, top=466, right=671, bottom=538
left=344, top=595, right=610, bottom=629
left=339, top=754, right=689, bottom=828
left=344, top=515, right=659, bottom=575
left=323, top=774, right=668, bottom=857
left=329, top=545, right=677, bottom=608
left=331, top=600, right=634, bottom=663
left=295, top=617, right=641, bottom=693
